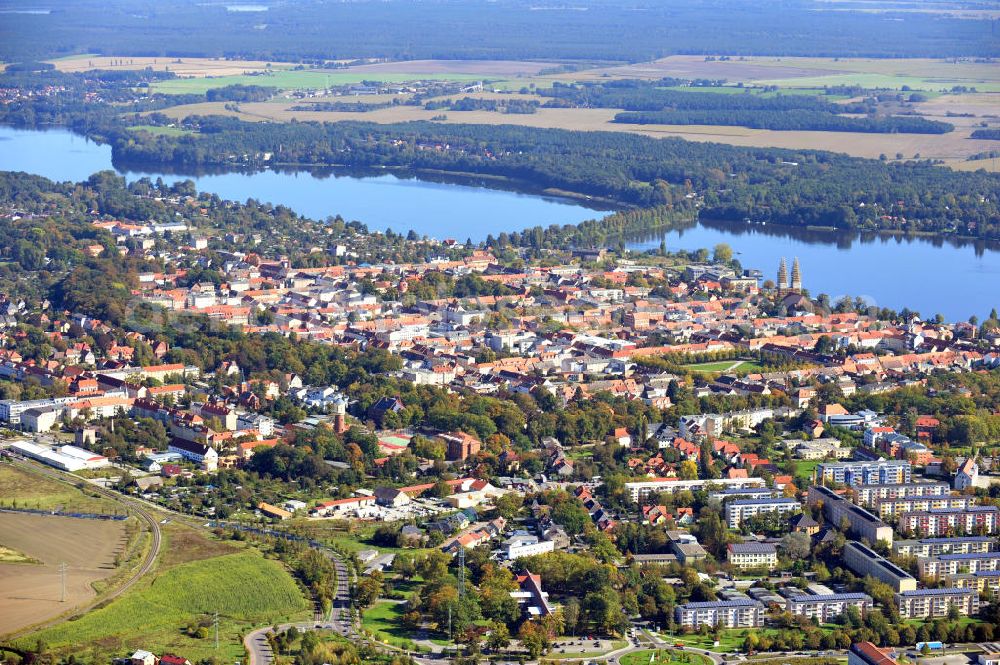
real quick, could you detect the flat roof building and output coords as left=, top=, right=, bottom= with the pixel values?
left=786, top=592, right=872, bottom=622
left=816, top=460, right=910, bottom=487
left=892, top=536, right=996, bottom=558
left=724, top=497, right=800, bottom=529
left=807, top=485, right=894, bottom=545
left=675, top=598, right=764, bottom=629
left=895, top=587, right=979, bottom=620
left=843, top=541, right=917, bottom=593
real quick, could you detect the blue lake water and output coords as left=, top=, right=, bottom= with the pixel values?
left=0, top=125, right=606, bottom=242
left=1, top=124, right=998, bottom=321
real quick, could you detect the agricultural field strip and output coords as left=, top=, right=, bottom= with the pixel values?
left=1, top=460, right=162, bottom=640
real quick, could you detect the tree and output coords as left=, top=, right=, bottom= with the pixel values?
left=486, top=622, right=510, bottom=652
left=713, top=243, right=733, bottom=264
left=518, top=622, right=546, bottom=659
left=780, top=531, right=811, bottom=560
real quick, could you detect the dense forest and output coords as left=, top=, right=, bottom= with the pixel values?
left=101, top=117, right=1000, bottom=239
left=972, top=128, right=1000, bottom=140
left=1, top=0, right=997, bottom=62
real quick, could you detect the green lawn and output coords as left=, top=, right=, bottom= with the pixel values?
left=621, top=649, right=712, bottom=665
left=127, top=125, right=195, bottom=136
left=790, top=458, right=824, bottom=478
left=0, top=464, right=121, bottom=514
left=23, top=551, right=311, bottom=663
left=660, top=628, right=779, bottom=652
left=362, top=600, right=426, bottom=649
left=681, top=359, right=766, bottom=374
left=151, top=70, right=483, bottom=94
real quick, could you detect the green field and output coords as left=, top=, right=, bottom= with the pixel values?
left=681, top=359, right=766, bottom=373
left=151, top=70, right=483, bottom=95
left=621, top=649, right=712, bottom=665
left=0, top=463, right=120, bottom=513
left=127, top=125, right=195, bottom=136
left=24, top=551, right=310, bottom=662
left=755, top=72, right=1000, bottom=92
left=661, top=628, right=775, bottom=652
left=790, top=458, right=824, bottom=478
left=362, top=600, right=424, bottom=649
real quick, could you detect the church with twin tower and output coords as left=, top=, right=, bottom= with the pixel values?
left=777, top=257, right=802, bottom=295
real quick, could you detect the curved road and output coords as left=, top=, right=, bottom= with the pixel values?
left=1, top=458, right=162, bottom=641
left=243, top=546, right=355, bottom=665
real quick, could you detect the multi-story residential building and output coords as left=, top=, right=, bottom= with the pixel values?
left=816, top=460, right=911, bottom=487
left=675, top=598, right=764, bottom=629
left=724, top=497, right=800, bottom=529
left=895, top=587, right=979, bottom=619
left=786, top=592, right=872, bottom=622
left=625, top=477, right=765, bottom=503
left=918, top=552, right=1000, bottom=580
left=707, top=487, right=780, bottom=504
left=727, top=542, right=778, bottom=570
left=807, top=485, right=894, bottom=545
left=945, top=570, right=1000, bottom=594
left=843, top=541, right=917, bottom=593
left=892, top=536, right=996, bottom=558
left=872, top=495, right=973, bottom=518
left=897, top=506, right=1000, bottom=537
left=854, top=482, right=951, bottom=507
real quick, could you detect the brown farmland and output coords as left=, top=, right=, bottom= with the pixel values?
left=0, top=512, right=125, bottom=636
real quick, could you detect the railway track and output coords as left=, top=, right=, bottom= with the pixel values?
left=0, top=458, right=162, bottom=641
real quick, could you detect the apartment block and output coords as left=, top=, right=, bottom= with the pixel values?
left=893, top=536, right=996, bottom=558
left=843, top=541, right=917, bottom=593
left=918, top=552, right=1000, bottom=580
left=855, top=482, right=951, bottom=507
left=807, top=485, right=894, bottom=545
left=895, top=587, right=979, bottom=620
left=727, top=542, right=778, bottom=570
left=675, top=598, right=764, bottom=629
left=624, top=477, right=765, bottom=503
left=724, top=497, right=800, bottom=529
left=816, top=460, right=911, bottom=487
left=872, top=495, right=972, bottom=518
left=945, top=570, right=1000, bottom=593
left=786, top=592, right=872, bottom=622
left=898, top=506, right=1000, bottom=537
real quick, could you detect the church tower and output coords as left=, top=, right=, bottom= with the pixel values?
left=791, top=257, right=802, bottom=293
left=777, top=257, right=788, bottom=295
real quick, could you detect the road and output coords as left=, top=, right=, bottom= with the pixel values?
left=243, top=545, right=356, bottom=665
left=1, top=458, right=162, bottom=640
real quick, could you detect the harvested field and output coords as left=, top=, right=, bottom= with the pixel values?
left=0, top=512, right=125, bottom=636
left=155, top=101, right=998, bottom=162
left=571, top=56, right=1000, bottom=91
left=48, top=55, right=281, bottom=76
left=335, top=59, right=559, bottom=77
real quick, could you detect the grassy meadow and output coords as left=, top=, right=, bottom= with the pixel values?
left=23, top=548, right=310, bottom=662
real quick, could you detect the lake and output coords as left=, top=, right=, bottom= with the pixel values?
left=1, top=125, right=998, bottom=321
left=0, top=126, right=606, bottom=242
